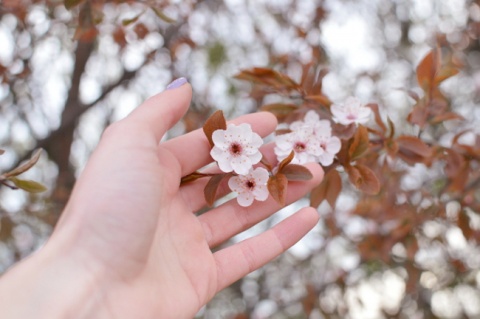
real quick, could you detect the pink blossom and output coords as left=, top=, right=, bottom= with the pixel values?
left=274, top=110, right=341, bottom=166
left=228, top=167, right=270, bottom=207
left=274, top=127, right=322, bottom=164
left=210, top=123, right=263, bottom=175
left=290, top=110, right=332, bottom=136
left=317, top=135, right=342, bottom=166
left=331, top=97, right=371, bottom=126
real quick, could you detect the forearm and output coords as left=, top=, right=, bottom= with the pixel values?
left=0, top=244, right=103, bottom=319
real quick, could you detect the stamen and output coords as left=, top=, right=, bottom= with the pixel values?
left=294, top=142, right=306, bottom=152
left=230, top=142, right=242, bottom=155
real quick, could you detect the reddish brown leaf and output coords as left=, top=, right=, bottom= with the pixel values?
left=275, top=128, right=292, bottom=135
left=268, top=173, right=288, bottom=206
left=260, top=155, right=273, bottom=171
left=302, top=284, right=317, bottom=316
left=405, top=236, right=419, bottom=261
left=416, top=48, right=440, bottom=92
left=260, top=103, right=298, bottom=121
left=443, top=148, right=464, bottom=178
left=203, top=110, right=227, bottom=147
left=204, top=174, right=227, bottom=206
left=5, top=149, right=42, bottom=178
left=0, top=216, right=14, bottom=241
left=385, top=138, right=399, bottom=158
left=448, top=162, right=469, bottom=193
left=278, top=151, right=295, bottom=172
left=234, top=68, right=300, bottom=91
left=346, top=164, right=380, bottom=195
left=430, top=111, right=464, bottom=124
left=366, top=103, right=387, bottom=134
left=396, top=135, right=432, bottom=165
left=180, top=171, right=210, bottom=185
left=458, top=211, right=473, bottom=240
left=407, top=100, right=428, bottom=128
left=348, top=125, right=369, bottom=161
left=407, top=90, right=420, bottom=102
left=310, top=168, right=342, bottom=208
left=332, top=122, right=356, bottom=140
left=434, top=66, right=459, bottom=84
left=387, top=117, right=395, bottom=139
left=304, top=95, right=332, bottom=107
left=281, top=164, right=313, bottom=181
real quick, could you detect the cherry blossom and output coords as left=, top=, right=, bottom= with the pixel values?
left=274, top=128, right=322, bottom=164
left=291, top=110, right=332, bottom=136
left=228, top=167, right=269, bottom=207
left=316, top=134, right=342, bottom=166
left=274, top=110, right=341, bottom=166
left=331, top=97, right=372, bottom=125
left=210, top=123, right=263, bottom=175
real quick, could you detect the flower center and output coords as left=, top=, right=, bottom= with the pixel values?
left=229, top=142, right=243, bottom=155
left=294, top=142, right=306, bottom=153
left=346, top=113, right=357, bottom=120
left=245, top=180, right=256, bottom=190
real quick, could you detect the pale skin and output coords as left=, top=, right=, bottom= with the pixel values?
left=0, top=82, right=324, bottom=319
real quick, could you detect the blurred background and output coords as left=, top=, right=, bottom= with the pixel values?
left=1, top=0, right=480, bottom=318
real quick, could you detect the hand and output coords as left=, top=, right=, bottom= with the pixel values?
left=0, top=80, right=323, bottom=319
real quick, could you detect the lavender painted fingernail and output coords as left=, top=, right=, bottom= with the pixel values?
left=166, top=77, right=188, bottom=90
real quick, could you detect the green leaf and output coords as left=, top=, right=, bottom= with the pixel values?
left=122, top=13, right=142, bottom=26
left=64, top=0, right=85, bottom=10
left=9, top=177, right=47, bottom=193
left=151, top=7, right=176, bottom=23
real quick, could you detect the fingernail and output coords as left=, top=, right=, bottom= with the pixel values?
left=166, top=77, right=188, bottom=90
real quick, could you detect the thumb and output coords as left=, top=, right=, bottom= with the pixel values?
left=127, top=77, right=192, bottom=142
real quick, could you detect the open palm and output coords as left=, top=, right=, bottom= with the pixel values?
left=48, top=83, right=323, bottom=318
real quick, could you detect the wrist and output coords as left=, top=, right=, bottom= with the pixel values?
left=0, top=240, right=103, bottom=319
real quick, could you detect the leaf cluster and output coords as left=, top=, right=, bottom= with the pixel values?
left=0, top=149, right=46, bottom=193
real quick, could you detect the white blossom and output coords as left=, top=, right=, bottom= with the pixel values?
left=331, top=97, right=371, bottom=126
left=274, top=110, right=341, bottom=166
left=291, top=110, right=332, bottom=136
left=210, top=123, right=263, bottom=175
left=228, top=167, right=269, bottom=207
left=317, top=135, right=342, bottom=166
left=274, top=127, right=321, bottom=164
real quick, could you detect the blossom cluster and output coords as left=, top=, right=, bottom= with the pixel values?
left=210, top=123, right=269, bottom=207
left=274, top=110, right=341, bottom=166
left=208, top=97, right=371, bottom=207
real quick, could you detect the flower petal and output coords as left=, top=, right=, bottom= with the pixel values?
left=237, top=193, right=254, bottom=207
